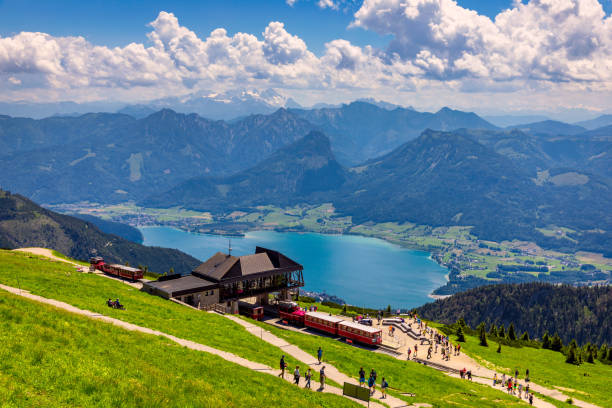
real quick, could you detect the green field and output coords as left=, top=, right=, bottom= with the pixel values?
left=246, top=318, right=527, bottom=407
left=0, top=291, right=356, bottom=408
left=428, top=322, right=612, bottom=408
left=0, top=250, right=298, bottom=371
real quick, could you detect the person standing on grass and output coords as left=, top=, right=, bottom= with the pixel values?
left=525, top=368, right=530, bottom=383
left=305, top=368, right=312, bottom=389
left=381, top=377, right=388, bottom=399
left=294, top=366, right=300, bottom=385
left=359, top=367, right=366, bottom=387
left=279, top=355, right=286, bottom=378
left=317, top=346, right=323, bottom=364
left=319, top=366, right=326, bottom=390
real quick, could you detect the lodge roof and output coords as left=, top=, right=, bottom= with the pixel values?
left=192, top=246, right=303, bottom=283
left=145, top=274, right=217, bottom=298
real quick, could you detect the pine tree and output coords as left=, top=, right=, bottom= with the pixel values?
left=507, top=323, right=517, bottom=341
left=457, top=317, right=467, bottom=328
left=598, top=344, right=608, bottom=361
left=479, top=324, right=488, bottom=347
left=498, top=324, right=506, bottom=338
left=497, top=343, right=502, bottom=353
left=587, top=351, right=595, bottom=364
left=456, top=326, right=466, bottom=342
left=551, top=333, right=564, bottom=352
left=489, top=324, right=498, bottom=337
left=520, top=331, right=530, bottom=341
left=607, top=348, right=612, bottom=362
left=542, top=332, right=551, bottom=349
left=566, top=342, right=580, bottom=365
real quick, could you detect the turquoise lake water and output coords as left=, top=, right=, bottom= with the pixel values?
left=140, top=227, right=448, bottom=309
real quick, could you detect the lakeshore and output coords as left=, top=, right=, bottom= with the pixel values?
left=140, top=226, right=448, bottom=309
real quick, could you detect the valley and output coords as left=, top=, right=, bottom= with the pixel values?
left=49, top=201, right=612, bottom=297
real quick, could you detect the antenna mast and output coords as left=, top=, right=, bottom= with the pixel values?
left=228, top=239, right=232, bottom=256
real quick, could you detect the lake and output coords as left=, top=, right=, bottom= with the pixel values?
left=140, top=227, right=448, bottom=309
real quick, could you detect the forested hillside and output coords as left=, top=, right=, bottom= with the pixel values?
left=0, top=190, right=200, bottom=274
left=417, top=283, right=612, bottom=345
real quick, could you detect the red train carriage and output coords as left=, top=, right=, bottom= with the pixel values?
left=278, top=300, right=306, bottom=325
left=238, top=301, right=264, bottom=320
left=89, top=257, right=143, bottom=281
left=304, top=311, right=345, bottom=336
left=338, top=320, right=382, bottom=345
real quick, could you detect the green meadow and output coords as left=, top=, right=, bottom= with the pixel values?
left=0, top=291, right=356, bottom=408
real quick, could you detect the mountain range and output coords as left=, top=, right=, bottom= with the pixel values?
left=2, top=101, right=611, bottom=255
left=0, top=102, right=499, bottom=203
left=147, top=128, right=612, bottom=255
left=0, top=189, right=200, bottom=274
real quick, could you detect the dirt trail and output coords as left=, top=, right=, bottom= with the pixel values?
left=0, top=283, right=380, bottom=408
left=224, top=314, right=411, bottom=408
left=13, top=247, right=143, bottom=289
left=14, top=247, right=82, bottom=266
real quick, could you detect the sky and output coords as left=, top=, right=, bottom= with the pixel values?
left=1, top=0, right=611, bottom=116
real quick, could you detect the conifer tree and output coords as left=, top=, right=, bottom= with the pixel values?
left=507, top=323, right=517, bottom=341
left=479, top=324, right=488, bottom=347
left=598, top=344, right=608, bottom=361
left=607, top=348, right=612, bottom=362
left=520, top=331, right=530, bottom=341
left=489, top=324, right=498, bottom=337
left=497, top=343, right=502, bottom=353
left=551, top=333, right=564, bottom=352
left=566, top=342, right=580, bottom=365
left=457, top=317, right=467, bottom=328
left=456, top=325, right=466, bottom=342
left=587, top=351, right=595, bottom=364
left=542, top=332, right=551, bottom=349
left=498, top=324, right=506, bottom=338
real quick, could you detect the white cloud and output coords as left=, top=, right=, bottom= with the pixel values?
left=0, top=4, right=611, bottom=113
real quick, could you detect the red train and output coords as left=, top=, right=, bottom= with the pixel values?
left=278, top=301, right=306, bottom=325
left=238, top=301, right=264, bottom=320
left=89, top=257, right=144, bottom=281
left=277, top=305, right=382, bottom=346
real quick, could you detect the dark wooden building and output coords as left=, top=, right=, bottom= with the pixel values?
left=143, top=247, right=304, bottom=312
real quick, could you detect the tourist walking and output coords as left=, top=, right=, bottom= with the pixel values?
left=305, top=368, right=312, bottom=389
left=407, top=348, right=412, bottom=360
left=319, top=366, right=326, bottom=390
left=529, top=393, right=534, bottom=405
left=518, top=383, right=523, bottom=398
left=294, top=366, right=300, bottom=385
left=279, top=355, right=286, bottom=378
left=381, top=377, right=388, bottom=399
left=525, top=368, right=530, bottom=383
left=359, top=367, right=365, bottom=387
left=368, top=374, right=374, bottom=395
left=317, top=347, right=323, bottom=364
left=493, top=373, right=497, bottom=386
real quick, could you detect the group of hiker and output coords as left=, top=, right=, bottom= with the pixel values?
left=493, top=369, right=534, bottom=405
left=278, top=347, right=326, bottom=390
left=106, top=298, right=124, bottom=309
left=358, top=366, right=389, bottom=399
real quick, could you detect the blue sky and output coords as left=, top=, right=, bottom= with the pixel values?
left=1, top=0, right=611, bottom=116
left=2, top=0, right=608, bottom=54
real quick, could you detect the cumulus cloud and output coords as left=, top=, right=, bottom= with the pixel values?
left=0, top=3, right=611, bottom=111
left=352, top=0, right=612, bottom=84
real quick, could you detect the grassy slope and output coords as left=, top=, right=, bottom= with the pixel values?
left=0, top=291, right=356, bottom=408
left=246, top=318, right=526, bottom=408
left=428, top=322, right=612, bottom=407
left=0, top=250, right=299, bottom=370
